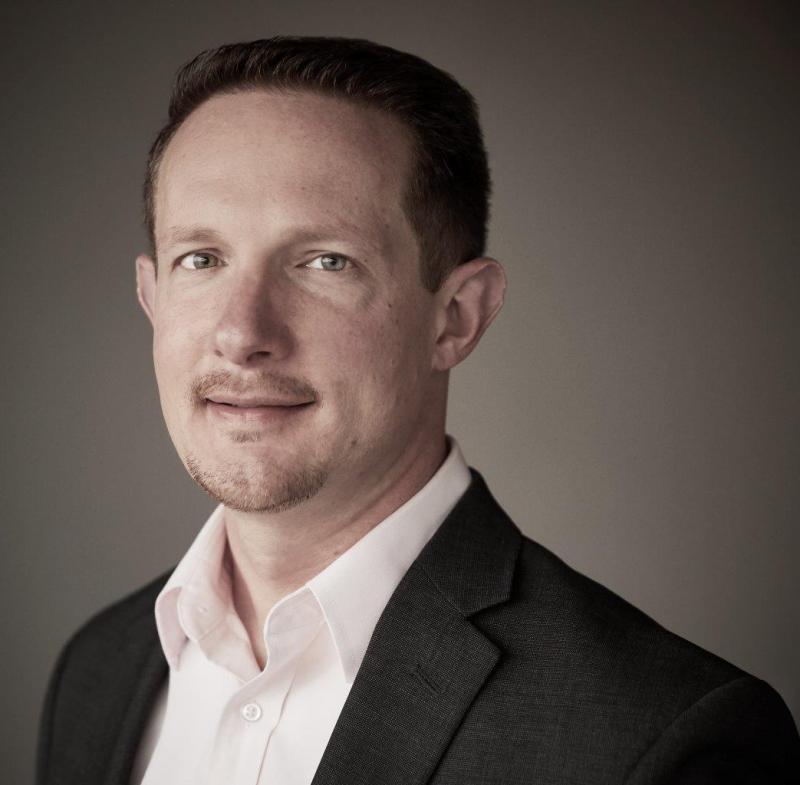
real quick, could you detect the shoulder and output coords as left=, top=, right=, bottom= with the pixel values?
left=43, top=571, right=172, bottom=706
left=509, top=535, right=743, bottom=688
left=57, top=570, right=172, bottom=661
left=467, top=533, right=800, bottom=779
left=37, top=571, right=173, bottom=785
left=42, top=570, right=172, bottom=718
left=477, top=533, right=745, bottom=710
left=450, top=472, right=758, bottom=708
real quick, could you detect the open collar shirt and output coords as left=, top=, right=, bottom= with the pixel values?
left=132, top=440, right=471, bottom=785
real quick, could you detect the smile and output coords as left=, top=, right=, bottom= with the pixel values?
left=204, top=397, right=315, bottom=425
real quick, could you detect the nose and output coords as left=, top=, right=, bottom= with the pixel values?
left=212, top=269, right=293, bottom=366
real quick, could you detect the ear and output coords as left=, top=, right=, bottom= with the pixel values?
left=135, top=253, right=157, bottom=325
left=432, top=258, right=506, bottom=372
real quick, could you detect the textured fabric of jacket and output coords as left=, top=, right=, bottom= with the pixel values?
left=37, top=471, right=800, bottom=784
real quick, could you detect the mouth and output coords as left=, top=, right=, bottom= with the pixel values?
left=204, top=396, right=316, bottom=425
left=206, top=395, right=315, bottom=408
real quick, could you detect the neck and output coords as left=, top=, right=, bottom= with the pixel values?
left=225, top=433, right=448, bottom=668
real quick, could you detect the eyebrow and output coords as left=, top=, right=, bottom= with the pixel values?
left=159, top=223, right=389, bottom=258
left=158, top=225, right=228, bottom=249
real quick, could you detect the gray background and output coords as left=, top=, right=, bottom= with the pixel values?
left=2, top=0, right=797, bottom=780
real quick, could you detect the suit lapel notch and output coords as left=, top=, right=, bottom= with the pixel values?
left=312, top=574, right=500, bottom=785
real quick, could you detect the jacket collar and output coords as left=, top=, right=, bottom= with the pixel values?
left=416, top=469, right=521, bottom=615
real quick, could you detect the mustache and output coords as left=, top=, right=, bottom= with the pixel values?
left=190, top=370, right=319, bottom=403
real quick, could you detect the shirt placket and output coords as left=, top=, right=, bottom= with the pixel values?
left=206, top=590, right=324, bottom=785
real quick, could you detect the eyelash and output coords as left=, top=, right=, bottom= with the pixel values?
left=305, top=253, right=351, bottom=272
left=175, top=251, right=353, bottom=272
left=176, top=251, right=221, bottom=271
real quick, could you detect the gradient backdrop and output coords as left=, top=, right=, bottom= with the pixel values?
left=2, top=1, right=798, bottom=780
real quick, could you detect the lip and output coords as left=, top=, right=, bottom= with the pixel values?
left=206, top=394, right=314, bottom=407
left=205, top=398, right=315, bottom=425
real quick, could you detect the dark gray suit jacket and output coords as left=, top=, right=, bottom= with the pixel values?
left=38, top=472, right=800, bottom=784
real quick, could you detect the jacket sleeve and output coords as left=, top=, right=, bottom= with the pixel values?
left=624, top=675, right=800, bottom=784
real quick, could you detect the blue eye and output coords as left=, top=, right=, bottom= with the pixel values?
left=306, top=253, right=349, bottom=271
left=179, top=252, right=221, bottom=270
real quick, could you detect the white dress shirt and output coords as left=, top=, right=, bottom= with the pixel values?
left=131, top=440, right=471, bottom=785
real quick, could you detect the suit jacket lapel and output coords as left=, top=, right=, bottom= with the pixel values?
left=312, top=471, right=521, bottom=785
left=43, top=578, right=169, bottom=785
left=105, top=615, right=169, bottom=785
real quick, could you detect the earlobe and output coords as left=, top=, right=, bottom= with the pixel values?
left=432, top=258, right=506, bottom=372
left=135, top=254, right=158, bottom=325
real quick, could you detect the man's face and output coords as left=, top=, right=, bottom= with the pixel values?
left=138, top=90, right=446, bottom=513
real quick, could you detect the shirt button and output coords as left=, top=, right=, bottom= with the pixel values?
left=241, top=702, right=262, bottom=722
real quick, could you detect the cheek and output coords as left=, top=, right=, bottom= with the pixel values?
left=152, top=303, right=206, bottom=406
left=333, top=300, right=433, bottom=415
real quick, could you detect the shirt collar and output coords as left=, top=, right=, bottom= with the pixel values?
left=307, top=438, right=471, bottom=681
left=154, top=438, right=471, bottom=681
left=154, top=504, right=231, bottom=669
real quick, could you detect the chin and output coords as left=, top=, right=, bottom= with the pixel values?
left=184, top=453, right=329, bottom=513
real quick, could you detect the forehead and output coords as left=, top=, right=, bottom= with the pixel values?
left=154, top=89, right=416, bottom=254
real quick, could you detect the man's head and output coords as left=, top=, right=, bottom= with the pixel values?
left=136, top=37, right=505, bottom=516
left=143, top=36, right=490, bottom=292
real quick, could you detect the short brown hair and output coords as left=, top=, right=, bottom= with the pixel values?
left=143, top=36, right=490, bottom=291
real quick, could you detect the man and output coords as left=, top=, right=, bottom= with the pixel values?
left=38, top=36, right=799, bottom=785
